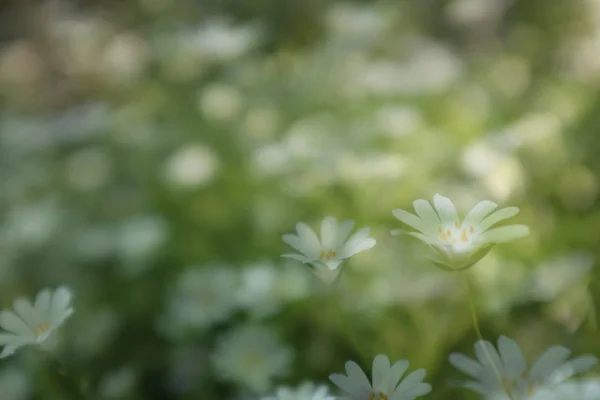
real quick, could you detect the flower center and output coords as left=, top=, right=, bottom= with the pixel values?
left=368, top=392, right=388, bottom=400
left=33, top=321, right=51, bottom=338
left=319, top=249, right=337, bottom=261
left=437, top=222, right=475, bottom=248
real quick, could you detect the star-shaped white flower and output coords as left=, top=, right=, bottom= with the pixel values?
left=329, top=354, right=432, bottom=400
left=262, top=382, right=336, bottom=400
left=0, top=287, right=74, bottom=358
left=392, top=194, right=529, bottom=270
left=282, top=217, right=376, bottom=283
left=450, top=335, right=598, bottom=399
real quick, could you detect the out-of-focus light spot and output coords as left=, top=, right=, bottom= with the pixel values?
left=4, top=200, right=63, bottom=248
left=241, top=106, right=281, bottom=142
left=163, top=145, right=220, bottom=189
left=462, top=141, right=505, bottom=177
left=116, top=216, right=169, bottom=272
left=101, top=34, right=150, bottom=84
left=198, top=83, right=244, bottom=122
left=0, top=41, right=45, bottom=87
left=375, top=105, right=422, bottom=137
left=326, top=2, right=390, bottom=41
left=482, top=156, right=524, bottom=201
left=64, top=148, right=112, bottom=191
left=338, top=153, right=407, bottom=182
left=98, top=367, right=138, bottom=399
left=251, top=143, right=291, bottom=177
left=188, top=18, right=261, bottom=62
left=446, top=0, right=507, bottom=26
left=139, top=0, right=174, bottom=14
left=528, top=252, right=593, bottom=302
left=556, top=166, right=598, bottom=211
left=489, top=56, right=531, bottom=98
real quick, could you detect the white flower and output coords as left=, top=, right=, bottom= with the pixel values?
left=392, top=194, right=529, bottom=270
left=450, top=335, right=598, bottom=399
left=526, top=380, right=600, bottom=400
left=329, top=354, right=432, bottom=400
left=0, top=287, right=74, bottom=358
left=212, top=324, right=293, bottom=393
left=164, top=265, right=238, bottom=331
left=262, top=382, right=335, bottom=400
left=282, top=217, right=376, bottom=283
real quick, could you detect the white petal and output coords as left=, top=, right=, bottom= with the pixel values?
left=433, top=194, right=459, bottom=224
left=312, top=264, right=342, bottom=284
left=407, top=232, right=436, bottom=244
left=477, top=225, right=529, bottom=244
left=320, top=217, right=338, bottom=250
left=341, top=237, right=376, bottom=259
left=345, top=361, right=372, bottom=392
left=413, top=199, right=441, bottom=234
left=392, top=368, right=427, bottom=398
left=387, top=360, right=409, bottom=393
left=497, top=336, right=526, bottom=380
left=296, top=223, right=322, bottom=258
left=549, top=355, right=597, bottom=383
left=461, top=381, right=488, bottom=395
left=13, top=299, right=38, bottom=329
left=281, top=253, right=311, bottom=263
left=0, top=333, right=26, bottom=345
left=372, top=354, right=391, bottom=393
left=335, top=220, right=356, bottom=247
left=34, top=289, right=52, bottom=317
left=449, top=353, right=485, bottom=379
left=479, top=207, right=520, bottom=231
left=392, top=208, right=426, bottom=232
left=329, top=373, right=369, bottom=395
left=474, top=340, right=505, bottom=377
left=463, top=200, right=498, bottom=225
left=0, top=345, right=18, bottom=358
left=529, top=346, right=571, bottom=382
left=50, top=287, right=73, bottom=323
left=0, top=311, right=32, bottom=337
left=282, top=234, right=308, bottom=255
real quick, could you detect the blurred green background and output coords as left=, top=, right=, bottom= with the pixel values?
left=1, top=0, right=600, bottom=398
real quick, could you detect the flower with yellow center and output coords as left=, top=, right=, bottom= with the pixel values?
left=450, top=336, right=597, bottom=400
left=392, top=194, right=529, bottom=271
left=282, top=217, right=376, bottom=284
left=0, top=287, right=74, bottom=358
left=329, top=354, right=431, bottom=400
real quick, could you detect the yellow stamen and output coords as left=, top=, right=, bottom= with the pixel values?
left=368, top=393, right=375, bottom=400
left=447, top=230, right=452, bottom=236
left=437, top=226, right=443, bottom=233
left=454, top=221, right=460, bottom=228
left=441, top=233, right=447, bottom=240
left=461, top=229, right=469, bottom=243
left=319, top=250, right=325, bottom=260
left=469, top=226, right=475, bottom=234
left=379, top=393, right=388, bottom=400
left=33, top=321, right=50, bottom=337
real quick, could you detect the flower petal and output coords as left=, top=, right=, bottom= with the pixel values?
left=372, top=354, right=391, bottom=393
left=282, top=234, right=308, bottom=255
left=345, top=360, right=372, bottom=392
left=296, top=223, right=322, bottom=258
left=329, top=373, right=368, bottom=395
left=387, top=360, right=409, bottom=393
left=50, top=287, right=73, bottom=323
left=477, top=225, right=529, bottom=244
left=449, top=353, right=485, bottom=380
left=463, top=200, right=498, bottom=225
left=529, top=345, right=571, bottom=382
left=0, top=311, right=31, bottom=337
left=413, top=199, right=441, bottom=234
left=433, top=194, right=459, bottom=224
left=479, top=207, right=520, bottom=231
left=474, top=340, right=505, bottom=378
left=34, top=289, right=52, bottom=317
left=392, top=368, right=427, bottom=398
left=335, top=220, right=356, bottom=248
left=550, top=355, right=598, bottom=383
left=320, top=217, right=338, bottom=250
left=497, top=336, right=526, bottom=380
left=341, top=228, right=375, bottom=258
left=281, top=253, right=310, bottom=263
left=0, top=345, right=18, bottom=359
left=392, top=208, right=426, bottom=232
left=13, top=299, right=38, bottom=329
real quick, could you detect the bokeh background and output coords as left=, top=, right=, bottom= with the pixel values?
left=1, top=0, right=600, bottom=398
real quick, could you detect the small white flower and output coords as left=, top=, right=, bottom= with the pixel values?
left=262, top=382, right=335, bottom=400
left=450, top=335, right=598, bottom=399
left=329, top=354, right=432, bottom=400
left=526, top=379, right=600, bottom=400
left=282, top=217, right=376, bottom=284
left=212, top=324, right=293, bottom=393
left=164, top=265, right=238, bottom=331
left=0, top=287, right=74, bottom=358
left=392, top=194, right=529, bottom=270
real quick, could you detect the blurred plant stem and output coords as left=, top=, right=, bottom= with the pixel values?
left=47, top=357, right=90, bottom=400
left=329, top=286, right=372, bottom=367
left=460, top=271, right=515, bottom=400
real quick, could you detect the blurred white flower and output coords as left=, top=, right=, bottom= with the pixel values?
left=236, top=262, right=281, bottom=318
left=188, top=18, right=261, bottom=62
left=0, top=366, right=30, bottom=400
left=326, top=2, right=390, bottom=41
left=198, top=83, right=244, bottom=122
left=101, top=34, right=149, bottom=83
left=450, top=335, right=598, bottom=399
left=98, top=367, right=138, bottom=399
left=282, top=217, right=376, bottom=284
left=392, top=194, right=529, bottom=271
left=116, top=215, right=169, bottom=274
left=526, top=379, right=600, bottom=400
left=165, top=265, right=238, bottom=330
left=212, top=325, right=293, bottom=393
left=263, top=382, right=335, bottom=400
left=64, top=147, right=113, bottom=191
left=163, top=145, right=220, bottom=189
left=4, top=200, right=63, bottom=248
left=0, top=287, right=74, bottom=358
left=329, top=354, right=432, bottom=400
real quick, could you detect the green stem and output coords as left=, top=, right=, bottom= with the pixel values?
left=460, top=271, right=516, bottom=400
